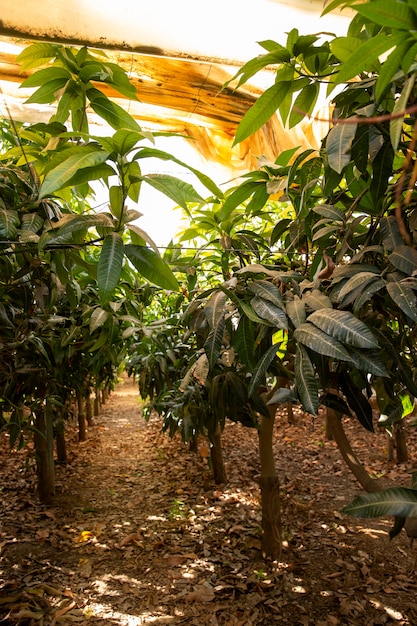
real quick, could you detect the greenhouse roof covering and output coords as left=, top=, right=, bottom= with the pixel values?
left=0, top=0, right=351, bottom=172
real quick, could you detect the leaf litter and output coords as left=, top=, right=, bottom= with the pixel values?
left=1, top=376, right=417, bottom=624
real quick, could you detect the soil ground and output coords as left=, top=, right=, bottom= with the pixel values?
left=1, top=376, right=417, bottom=625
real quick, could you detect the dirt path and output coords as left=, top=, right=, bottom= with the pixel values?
left=1, top=377, right=417, bottom=625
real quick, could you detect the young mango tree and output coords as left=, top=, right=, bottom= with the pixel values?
left=0, top=42, right=221, bottom=502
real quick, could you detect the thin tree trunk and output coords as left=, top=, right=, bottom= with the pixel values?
left=395, top=422, right=408, bottom=463
left=54, top=412, right=67, bottom=465
left=188, top=434, right=198, bottom=453
left=258, top=403, right=282, bottom=560
left=34, top=400, right=55, bottom=504
left=77, top=390, right=86, bottom=442
left=210, top=425, right=227, bottom=484
left=326, top=407, right=387, bottom=492
left=94, top=386, right=100, bottom=417
left=86, top=391, right=93, bottom=427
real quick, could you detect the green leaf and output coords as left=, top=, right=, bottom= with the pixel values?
left=347, top=347, right=389, bottom=377
left=303, top=290, right=333, bottom=311
left=307, top=308, right=379, bottom=349
left=125, top=244, right=180, bottom=291
left=0, top=209, right=20, bottom=238
left=251, top=296, right=288, bottom=329
left=294, top=323, right=354, bottom=362
left=286, top=297, right=306, bottom=329
left=340, top=372, right=374, bottom=432
left=216, top=181, right=260, bottom=222
left=20, top=67, right=71, bottom=89
left=204, top=320, right=225, bottom=370
left=332, top=32, right=404, bottom=88
left=204, top=291, right=227, bottom=329
left=39, top=148, right=110, bottom=198
left=289, top=82, right=319, bottom=129
left=144, top=174, right=205, bottom=210
left=353, top=277, right=387, bottom=312
left=354, top=1, right=417, bottom=30
left=233, top=83, right=284, bottom=146
left=24, top=78, right=70, bottom=105
left=234, top=316, right=256, bottom=370
left=389, top=245, right=417, bottom=276
left=343, top=487, right=417, bottom=518
left=248, top=343, right=284, bottom=397
left=387, top=281, right=417, bottom=322
left=380, top=216, right=406, bottom=251
left=248, top=280, right=284, bottom=309
left=376, top=40, right=412, bottom=101
left=312, top=204, right=346, bottom=222
left=87, top=89, right=141, bottom=131
left=326, top=122, right=358, bottom=174
left=295, top=344, right=319, bottom=415
left=370, top=141, right=394, bottom=202
left=16, top=42, right=58, bottom=70
left=90, top=307, right=109, bottom=333
left=133, top=147, right=222, bottom=198
left=338, top=271, right=382, bottom=303
left=226, top=47, right=291, bottom=89
left=390, top=75, right=416, bottom=150
left=97, top=233, right=124, bottom=302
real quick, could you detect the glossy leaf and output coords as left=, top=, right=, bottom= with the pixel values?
left=248, top=342, right=284, bottom=397
left=307, top=308, right=379, bottom=348
left=295, top=344, right=319, bottom=415
left=343, top=487, right=417, bottom=518
left=39, top=148, right=110, bottom=198
left=387, top=281, right=417, bottom=322
left=97, top=232, right=124, bottom=302
left=326, top=122, right=358, bottom=174
left=248, top=280, right=284, bottom=309
left=90, top=307, right=109, bottom=333
left=294, top=323, right=354, bottom=362
left=145, top=174, right=205, bottom=210
left=340, top=372, right=374, bottom=431
left=389, top=245, right=417, bottom=276
left=204, top=291, right=227, bottom=329
left=286, top=297, right=306, bottom=329
left=125, top=244, right=180, bottom=291
left=233, top=83, right=284, bottom=146
left=251, top=296, right=288, bottom=330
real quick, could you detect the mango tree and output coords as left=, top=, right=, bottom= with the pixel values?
left=0, top=42, right=220, bottom=502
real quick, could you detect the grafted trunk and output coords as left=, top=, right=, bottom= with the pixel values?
left=35, top=400, right=55, bottom=504
left=258, top=403, right=281, bottom=560
left=210, top=425, right=227, bottom=485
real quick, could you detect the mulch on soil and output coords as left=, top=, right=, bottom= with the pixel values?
left=1, top=376, right=417, bottom=625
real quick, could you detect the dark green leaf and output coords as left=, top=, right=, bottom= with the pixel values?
left=307, top=308, right=379, bottom=348
left=343, top=487, right=417, bottom=518
left=295, top=344, right=319, bottom=415
left=389, top=245, right=417, bottom=276
left=340, top=372, right=374, bottom=432
left=294, top=323, right=354, bottom=362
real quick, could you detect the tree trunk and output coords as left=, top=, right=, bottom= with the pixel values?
left=210, top=425, right=227, bottom=484
left=54, top=413, right=67, bottom=465
left=326, top=407, right=387, bottom=493
left=86, top=392, right=93, bottom=427
left=258, top=403, right=282, bottom=560
left=94, top=386, right=100, bottom=417
left=188, top=434, right=198, bottom=453
left=77, top=390, right=86, bottom=442
left=395, top=422, right=408, bottom=463
left=34, top=400, right=55, bottom=504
